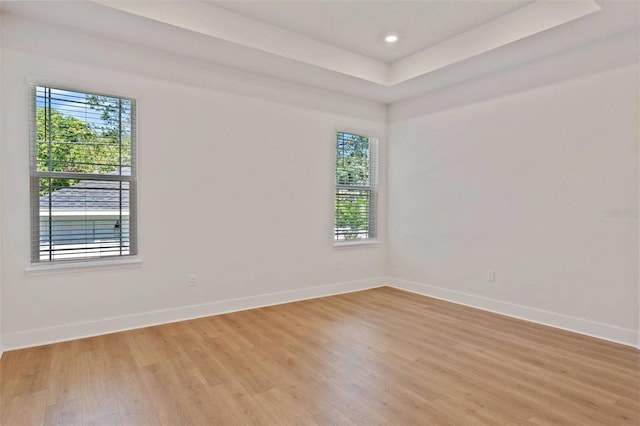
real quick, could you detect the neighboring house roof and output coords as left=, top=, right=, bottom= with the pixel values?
left=40, top=167, right=131, bottom=213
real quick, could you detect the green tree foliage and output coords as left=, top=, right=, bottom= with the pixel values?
left=335, top=133, right=372, bottom=239
left=36, top=108, right=122, bottom=195
left=87, top=95, right=133, bottom=166
left=335, top=189, right=370, bottom=238
left=336, top=133, right=370, bottom=186
left=87, top=95, right=130, bottom=141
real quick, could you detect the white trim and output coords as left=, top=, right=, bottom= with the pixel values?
left=637, top=33, right=640, bottom=351
left=84, top=1, right=600, bottom=87
left=389, top=278, right=639, bottom=348
left=1, top=277, right=387, bottom=351
left=3, top=277, right=637, bottom=352
left=335, top=126, right=382, bottom=142
left=26, top=256, right=142, bottom=276
left=334, top=130, right=380, bottom=243
left=334, top=239, right=381, bottom=249
left=25, top=74, right=142, bottom=101
left=389, top=0, right=601, bottom=84
left=91, top=0, right=388, bottom=86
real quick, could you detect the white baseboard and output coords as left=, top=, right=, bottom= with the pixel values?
left=2, top=277, right=387, bottom=352
left=3, top=276, right=637, bottom=353
left=389, top=278, right=639, bottom=348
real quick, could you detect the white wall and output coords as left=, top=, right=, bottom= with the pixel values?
left=0, top=14, right=387, bottom=349
left=2, top=12, right=639, bottom=351
left=388, top=57, right=639, bottom=345
left=0, top=12, right=3, bottom=357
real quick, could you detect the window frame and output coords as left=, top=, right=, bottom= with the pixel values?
left=334, top=130, right=379, bottom=245
left=29, top=84, right=139, bottom=264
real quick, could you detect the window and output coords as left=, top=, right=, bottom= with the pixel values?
left=30, top=86, right=137, bottom=262
left=334, top=131, right=378, bottom=241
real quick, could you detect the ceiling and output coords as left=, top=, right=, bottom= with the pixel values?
left=1, top=1, right=638, bottom=104
left=212, top=0, right=531, bottom=63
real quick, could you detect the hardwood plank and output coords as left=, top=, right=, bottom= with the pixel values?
left=0, top=287, right=638, bottom=425
left=138, top=363, right=207, bottom=426
left=43, top=398, right=83, bottom=426
left=1, top=390, right=48, bottom=426
left=77, top=351, right=119, bottom=422
left=83, top=413, right=121, bottom=426
left=112, top=371, right=160, bottom=426
left=312, top=408, right=356, bottom=426
left=44, top=342, right=82, bottom=406
left=253, top=388, right=319, bottom=426
left=205, top=382, right=277, bottom=425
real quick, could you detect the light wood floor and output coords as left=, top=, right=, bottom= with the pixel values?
left=1, top=287, right=638, bottom=426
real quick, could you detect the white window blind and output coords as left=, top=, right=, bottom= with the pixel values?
left=335, top=131, right=378, bottom=241
left=30, top=86, right=137, bottom=262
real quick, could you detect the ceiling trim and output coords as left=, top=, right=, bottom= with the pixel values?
left=390, top=0, right=601, bottom=84
left=92, top=0, right=389, bottom=85
left=94, top=0, right=601, bottom=87
left=3, top=0, right=632, bottom=104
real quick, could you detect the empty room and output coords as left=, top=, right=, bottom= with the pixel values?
left=0, top=0, right=639, bottom=425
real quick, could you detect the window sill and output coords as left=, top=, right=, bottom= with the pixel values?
left=25, top=256, right=142, bottom=276
left=334, top=240, right=381, bottom=249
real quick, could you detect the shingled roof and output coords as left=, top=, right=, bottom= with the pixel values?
left=39, top=167, right=131, bottom=213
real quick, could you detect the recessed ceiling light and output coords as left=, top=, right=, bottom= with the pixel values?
left=384, top=34, right=399, bottom=44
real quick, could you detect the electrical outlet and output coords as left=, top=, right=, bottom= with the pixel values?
left=487, top=270, right=496, bottom=282
left=187, top=273, right=197, bottom=287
